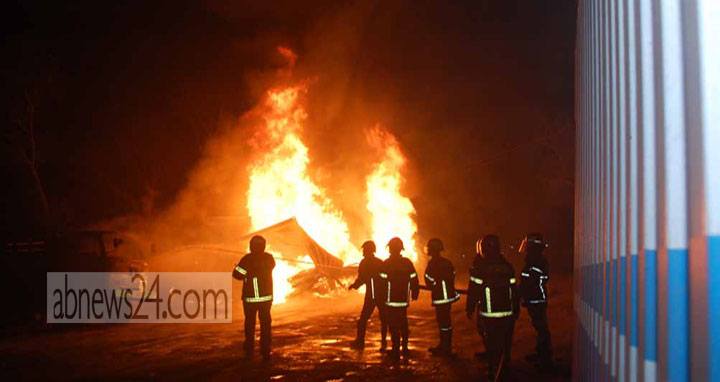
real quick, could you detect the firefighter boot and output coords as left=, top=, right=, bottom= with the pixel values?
left=428, top=331, right=442, bottom=355
left=431, top=330, right=454, bottom=357
left=442, top=329, right=455, bottom=357
left=243, top=337, right=254, bottom=359
left=351, top=321, right=366, bottom=350
left=387, top=329, right=401, bottom=359
left=401, top=339, right=410, bottom=358
left=380, top=318, right=388, bottom=352
left=388, top=343, right=400, bottom=360
left=428, top=330, right=443, bottom=355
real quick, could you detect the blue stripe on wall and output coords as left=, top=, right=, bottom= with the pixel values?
left=595, top=262, right=599, bottom=314
left=709, top=236, right=720, bottom=381
left=619, top=256, right=626, bottom=336
left=630, top=254, right=638, bottom=347
left=607, top=259, right=611, bottom=324
left=594, top=262, right=598, bottom=316
left=587, top=265, right=591, bottom=307
left=589, top=264, right=593, bottom=311
left=613, top=257, right=618, bottom=329
left=645, top=249, right=657, bottom=361
left=667, top=248, right=688, bottom=382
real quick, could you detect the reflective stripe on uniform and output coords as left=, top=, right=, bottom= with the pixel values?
left=244, top=295, right=272, bottom=303
left=442, top=280, right=448, bottom=300
left=540, top=275, right=549, bottom=279
left=433, top=294, right=460, bottom=305
left=235, top=266, right=247, bottom=275
left=480, top=282, right=513, bottom=317
left=531, top=267, right=544, bottom=274
left=470, top=276, right=483, bottom=285
left=527, top=299, right=546, bottom=304
left=509, top=277, right=516, bottom=284
left=410, top=272, right=417, bottom=279
left=386, top=301, right=409, bottom=307
left=253, top=277, right=259, bottom=298
left=371, top=278, right=375, bottom=299
left=379, top=272, right=388, bottom=279
left=440, top=326, right=453, bottom=331
left=481, top=311, right=513, bottom=318
left=387, top=282, right=391, bottom=303
left=485, top=287, right=492, bottom=312
left=521, top=272, right=530, bottom=277
left=425, top=274, right=436, bottom=283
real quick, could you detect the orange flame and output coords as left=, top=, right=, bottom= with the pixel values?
left=243, top=49, right=417, bottom=303
left=246, top=84, right=359, bottom=302
left=271, top=255, right=313, bottom=303
left=365, top=126, right=418, bottom=262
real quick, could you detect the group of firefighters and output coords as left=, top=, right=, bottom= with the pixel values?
left=232, top=233, right=553, bottom=380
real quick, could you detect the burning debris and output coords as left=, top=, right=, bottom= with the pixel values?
left=236, top=50, right=419, bottom=303
left=149, top=217, right=355, bottom=302
left=238, top=217, right=354, bottom=302
left=287, top=268, right=356, bottom=300
left=246, top=83, right=358, bottom=264
left=137, top=48, right=418, bottom=304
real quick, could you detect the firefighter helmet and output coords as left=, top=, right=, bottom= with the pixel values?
left=249, top=235, right=266, bottom=253
left=477, top=235, right=500, bottom=257
left=519, top=233, right=545, bottom=253
left=426, top=238, right=444, bottom=253
left=387, top=237, right=405, bottom=253
left=361, top=240, right=376, bottom=253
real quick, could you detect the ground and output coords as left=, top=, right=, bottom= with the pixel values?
left=0, top=278, right=572, bottom=381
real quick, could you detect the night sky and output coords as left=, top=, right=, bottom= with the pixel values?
left=2, top=0, right=577, bottom=272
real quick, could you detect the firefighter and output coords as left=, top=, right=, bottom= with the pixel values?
left=518, top=233, right=554, bottom=371
left=348, top=240, right=388, bottom=350
left=379, top=237, right=420, bottom=359
left=232, top=235, right=276, bottom=360
left=423, top=238, right=460, bottom=356
left=466, top=235, right=519, bottom=381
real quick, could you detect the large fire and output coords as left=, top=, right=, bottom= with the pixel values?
left=246, top=85, right=357, bottom=261
left=365, top=126, right=418, bottom=263
left=245, top=49, right=417, bottom=303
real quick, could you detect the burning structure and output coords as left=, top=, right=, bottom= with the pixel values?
left=147, top=47, right=419, bottom=303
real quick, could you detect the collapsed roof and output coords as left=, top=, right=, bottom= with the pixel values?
left=151, top=217, right=349, bottom=279
left=238, top=217, right=346, bottom=276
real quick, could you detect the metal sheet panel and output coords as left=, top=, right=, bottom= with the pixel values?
left=574, top=0, right=719, bottom=379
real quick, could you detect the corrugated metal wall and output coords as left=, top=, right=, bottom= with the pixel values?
left=574, top=0, right=719, bottom=381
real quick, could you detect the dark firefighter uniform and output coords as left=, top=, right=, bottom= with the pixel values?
left=424, top=238, right=460, bottom=356
left=349, top=241, right=388, bottom=349
left=380, top=237, right=419, bottom=358
left=467, top=235, right=519, bottom=380
left=232, top=236, right=276, bottom=358
left=519, top=233, right=553, bottom=369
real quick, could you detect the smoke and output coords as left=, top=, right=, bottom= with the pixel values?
left=96, top=1, right=392, bottom=253
left=93, top=0, right=575, bottom=274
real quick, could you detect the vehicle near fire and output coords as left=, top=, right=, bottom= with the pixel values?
left=2, top=230, right=148, bottom=323
left=47, top=230, right=148, bottom=273
left=5, top=230, right=148, bottom=273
